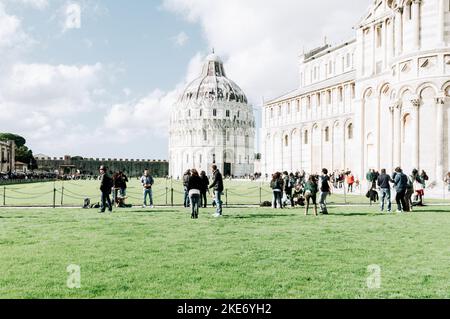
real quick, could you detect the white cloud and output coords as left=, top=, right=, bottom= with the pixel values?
left=162, top=0, right=369, bottom=102
left=172, top=31, right=189, bottom=47
left=63, top=2, right=81, bottom=31
left=0, top=2, right=33, bottom=54
left=12, top=0, right=49, bottom=10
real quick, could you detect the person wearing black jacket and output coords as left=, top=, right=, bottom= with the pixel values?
left=99, top=165, right=112, bottom=213
left=377, top=169, right=393, bottom=212
left=209, top=165, right=224, bottom=217
left=183, top=170, right=191, bottom=208
left=187, top=169, right=202, bottom=219
left=199, top=171, right=209, bottom=208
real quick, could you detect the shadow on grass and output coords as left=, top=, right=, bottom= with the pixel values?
left=224, top=213, right=297, bottom=219
left=114, top=209, right=180, bottom=214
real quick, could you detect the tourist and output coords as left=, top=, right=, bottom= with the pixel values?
left=393, top=167, right=408, bottom=213
left=366, top=169, right=375, bottom=190
left=319, top=168, right=332, bottom=215
left=346, top=172, right=355, bottom=193
left=140, top=169, right=154, bottom=208
left=445, top=172, right=450, bottom=193
left=270, top=172, right=283, bottom=209
left=304, top=175, right=318, bottom=216
left=199, top=171, right=210, bottom=208
left=283, top=172, right=295, bottom=208
left=98, top=165, right=113, bottom=214
left=377, top=169, right=393, bottom=213
left=111, top=172, right=120, bottom=205
left=117, top=171, right=128, bottom=198
left=187, top=169, right=202, bottom=219
left=183, top=170, right=191, bottom=208
left=404, top=171, right=415, bottom=212
left=292, top=184, right=305, bottom=207
left=412, top=169, right=425, bottom=206
left=209, top=165, right=224, bottom=217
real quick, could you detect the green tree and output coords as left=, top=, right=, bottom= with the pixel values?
left=0, top=133, right=38, bottom=170
left=0, top=133, right=26, bottom=148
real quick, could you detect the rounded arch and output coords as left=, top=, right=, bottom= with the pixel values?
left=441, top=80, right=450, bottom=93
left=363, top=87, right=374, bottom=99
left=398, top=85, right=415, bottom=98
left=417, top=82, right=438, bottom=97
left=378, top=82, right=392, bottom=96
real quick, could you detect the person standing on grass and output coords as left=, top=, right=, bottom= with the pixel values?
left=187, top=169, right=202, bottom=219
left=183, top=170, right=191, bottom=208
left=377, top=169, right=393, bottom=213
left=199, top=171, right=209, bottom=208
left=140, top=169, right=154, bottom=208
left=347, top=172, right=355, bottom=193
left=304, top=175, right=318, bottom=216
left=117, top=171, right=128, bottom=198
left=319, top=168, right=332, bottom=215
left=209, top=165, right=224, bottom=217
left=393, top=167, right=408, bottom=213
left=445, top=172, right=450, bottom=193
left=404, top=171, right=415, bottom=212
left=99, top=165, right=113, bottom=214
left=270, top=172, right=284, bottom=209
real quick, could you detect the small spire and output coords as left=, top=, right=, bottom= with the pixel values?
left=212, top=48, right=215, bottom=54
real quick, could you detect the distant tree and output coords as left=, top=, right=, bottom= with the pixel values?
left=71, top=156, right=84, bottom=161
left=0, top=133, right=38, bottom=170
left=0, top=133, right=26, bottom=148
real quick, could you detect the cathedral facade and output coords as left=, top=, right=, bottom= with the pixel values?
left=169, top=53, right=255, bottom=178
left=262, top=0, right=450, bottom=186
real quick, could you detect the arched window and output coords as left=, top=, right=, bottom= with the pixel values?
left=304, top=130, right=309, bottom=144
left=325, top=127, right=330, bottom=142
left=347, top=123, right=354, bottom=140
left=406, top=1, right=412, bottom=20
left=285, top=135, right=289, bottom=147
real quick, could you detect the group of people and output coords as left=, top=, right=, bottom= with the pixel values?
left=98, top=166, right=155, bottom=213
left=182, top=165, right=224, bottom=219
left=374, top=168, right=429, bottom=213
left=270, top=169, right=333, bottom=216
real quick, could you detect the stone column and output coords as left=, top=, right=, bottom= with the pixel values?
left=411, top=97, right=421, bottom=170
left=342, top=123, right=346, bottom=171
left=438, top=0, right=446, bottom=46
left=392, top=101, right=402, bottom=167
left=383, top=20, right=388, bottom=69
left=436, top=95, right=446, bottom=183
left=412, top=0, right=421, bottom=51
left=371, top=24, right=376, bottom=75
left=357, top=28, right=365, bottom=77
left=395, top=7, right=403, bottom=56
left=376, top=95, right=381, bottom=170
left=389, top=105, right=395, bottom=172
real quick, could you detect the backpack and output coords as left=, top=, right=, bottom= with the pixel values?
left=407, top=176, right=414, bottom=190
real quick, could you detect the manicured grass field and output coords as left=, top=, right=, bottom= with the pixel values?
left=1, top=205, right=449, bottom=298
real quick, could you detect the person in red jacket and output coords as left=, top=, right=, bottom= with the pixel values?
left=347, top=173, right=355, bottom=193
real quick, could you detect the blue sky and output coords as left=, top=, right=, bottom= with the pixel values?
left=0, top=0, right=369, bottom=160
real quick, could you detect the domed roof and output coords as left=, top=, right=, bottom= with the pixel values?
left=178, top=53, right=248, bottom=106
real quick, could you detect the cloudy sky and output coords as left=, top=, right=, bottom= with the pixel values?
left=0, top=0, right=369, bottom=160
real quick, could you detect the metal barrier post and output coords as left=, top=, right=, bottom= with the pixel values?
left=165, top=187, right=168, bottom=205
left=259, top=187, right=262, bottom=206
left=53, top=187, right=56, bottom=208
left=225, top=189, right=228, bottom=207
left=61, top=185, right=64, bottom=206
left=171, top=188, right=174, bottom=207
left=344, top=182, right=347, bottom=204
left=3, top=186, right=5, bottom=206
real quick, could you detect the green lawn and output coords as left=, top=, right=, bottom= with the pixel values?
left=2, top=179, right=450, bottom=207
left=1, top=205, right=449, bottom=298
